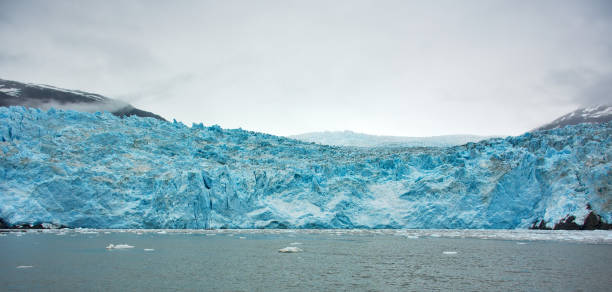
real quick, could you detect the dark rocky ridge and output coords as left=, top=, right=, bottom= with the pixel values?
left=530, top=211, right=611, bottom=230
left=0, top=218, right=66, bottom=229
left=535, top=105, right=612, bottom=131
left=0, top=78, right=165, bottom=121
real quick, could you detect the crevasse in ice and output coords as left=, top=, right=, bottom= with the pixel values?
left=0, top=106, right=610, bottom=229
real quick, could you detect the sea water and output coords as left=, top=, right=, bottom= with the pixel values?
left=1, top=229, right=611, bottom=291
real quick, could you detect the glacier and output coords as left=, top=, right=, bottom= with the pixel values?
left=0, top=106, right=610, bottom=229
left=289, top=130, right=495, bottom=147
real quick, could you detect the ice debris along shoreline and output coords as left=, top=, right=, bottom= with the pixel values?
left=1, top=228, right=612, bottom=244
left=0, top=106, right=610, bottom=229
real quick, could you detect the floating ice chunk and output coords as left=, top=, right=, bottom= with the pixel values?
left=516, top=242, right=528, bottom=245
left=205, top=233, right=216, bottom=236
left=289, top=242, right=303, bottom=245
left=279, top=247, right=303, bottom=253
left=80, top=231, right=99, bottom=234
left=16, top=266, right=33, bottom=269
left=104, top=232, right=111, bottom=234
left=157, top=231, right=167, bottom=234
left=144, top=248, right=155, bottom=252
left=442, top=251, right=458, bottom=255
left=239, top=236, right=246, bottom=239
left=106, top=244, right=135, bottom=249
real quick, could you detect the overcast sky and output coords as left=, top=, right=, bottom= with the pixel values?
left=1, top=0, right=611, bottom=136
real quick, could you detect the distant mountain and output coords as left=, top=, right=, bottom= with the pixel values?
left=0, top=78, right=165, bottom=120
left=289, top=130, right=496, bottom=148
left=536, top=105, right=612, bottom=131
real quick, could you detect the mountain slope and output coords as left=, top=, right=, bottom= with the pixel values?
left=536, top=105, right=612, bottom=131
left=0, top=78, right=165, bottom=120
left=290, top=130, right=496, bottom=147
left=1, top=106, right=610, bottom=229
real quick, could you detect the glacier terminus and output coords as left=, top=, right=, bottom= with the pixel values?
left=0, top=106, right=610, bottom=229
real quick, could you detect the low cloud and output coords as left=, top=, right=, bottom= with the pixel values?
left=548, top=68, right=612, bottom=107
left=17, top=98, right=129, bottom=113
left=580, top=72, right=612, bottom=106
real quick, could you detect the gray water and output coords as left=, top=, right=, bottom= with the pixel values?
left=1, top=229, right=611, bottom=291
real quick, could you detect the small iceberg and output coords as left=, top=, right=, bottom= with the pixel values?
left=279, top=246, right=303, bottom=253
left=16, top=265, right=33, bottom=269
left=442, top=251, right=458, bottom=255
left=106, top=244, right=135, bottom=249
left=239, top=236, right=246, bottom=239
left=156, top=231, right=167, bottom=234
left=143, top=248, right=155, bottom=252
left=289, top=242, right=303, bottom=245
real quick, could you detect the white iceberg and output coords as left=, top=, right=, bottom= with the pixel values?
left=106, top=244, right=135, bottom=249
left=279, top=246, right=303, bottom=253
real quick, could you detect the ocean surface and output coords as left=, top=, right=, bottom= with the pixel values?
left=1, top=229, right=611, bottom=291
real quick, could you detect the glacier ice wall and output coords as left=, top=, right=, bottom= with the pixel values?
left=0, top=107, right=610, bottom=229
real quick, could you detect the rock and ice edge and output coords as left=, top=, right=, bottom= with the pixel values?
left=0, top=106, right=610, bottom=229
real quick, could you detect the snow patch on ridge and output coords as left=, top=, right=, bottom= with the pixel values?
left=0, top=85, right=21, bottom=97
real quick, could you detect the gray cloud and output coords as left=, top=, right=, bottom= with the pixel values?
left=580, top=72, right=612, bottom=106
left=547, top=68, right=612, bottom=106
left=1, top=0, right=611, bottom=136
